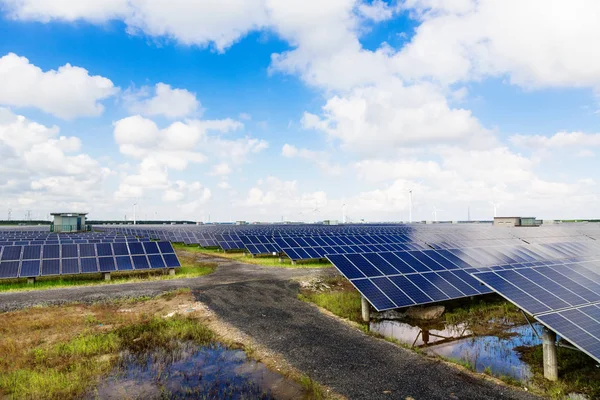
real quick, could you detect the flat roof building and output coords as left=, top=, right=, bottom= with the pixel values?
left=51, top=213, right=88, bottom=233
left=494, top=216, right=540, bottom=227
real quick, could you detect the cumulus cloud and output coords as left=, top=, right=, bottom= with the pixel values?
left=124, top=83, right=201, bottom=118
left=0, top=53, right=118, bottom=119
left=2, top=0, right=269, bottom=51
left=281, top=144, right=343, bottom=175
left=511, top=131, right=600, bottom=149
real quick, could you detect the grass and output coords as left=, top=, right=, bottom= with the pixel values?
left=0, top=249, right=215, bottom=293
left=516, top=344, right=600, bottom=399
left=443, top=297, right=527, bottom=336
left=173, top=243, right=333, bottom=269
left=0, top=289, right=333, bottom=400
left=0, top=291, right=216, bottom=399
left=298, top=276, right=363, bottom=322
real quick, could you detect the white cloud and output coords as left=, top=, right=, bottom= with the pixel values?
left=2, top=0, right=269, bottom=51
left=209, top=162, right=232, bottom=176
left=125, top=83, right=201, bottom=118
left=0, top=53, right=118, bottom=119
left=281, top=143, right=343, bottom=176
left=394, top=0, right=600, bottom=88
left=302, top=80, right=494, bottom=155
left=357, top=0, right=394, bottom=22
left=511, top=131, right=600, bottom=149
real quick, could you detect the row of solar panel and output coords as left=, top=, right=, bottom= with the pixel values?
left=537, top=303, right=600, bottom=362
left=0, top=241, right=176, bottom=262
left=475, top=261, right=600, bottom=315
left=0, top=238, right=152, bottom=245
left=0, top=253, right=180, bottom=278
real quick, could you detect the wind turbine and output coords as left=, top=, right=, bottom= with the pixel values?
left=132, top=202, right=138, bottom=225
left=407, top=181, right=422, bottom=223
left=313, top=201, right=321, bottom=223
left=342, top=204, right=347, bottom=224
left=490, top=201, right=501, bottom=218
left=432, top=206, right=443, bottom=222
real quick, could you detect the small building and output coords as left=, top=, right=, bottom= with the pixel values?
left=51, top=213, right=88, bottom=233
left=494, top=216, right=540, bottom=227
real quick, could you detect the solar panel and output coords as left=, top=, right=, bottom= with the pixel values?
left=474, top=260, right=600, bottom=363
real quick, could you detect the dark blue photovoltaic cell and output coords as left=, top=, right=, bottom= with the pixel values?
left=352, top=278, right=395, bottom=311
left=1, top=246, right=21, bottom=261
left=132, top=255, right=150, bottom=269
left=411, top=251, right=445, bottom=271
left=475, top=272, right=550, bottom=314
left=96, top=243, right=113, bottom=257
left=128, top=242, right=144, bottom=255
left=345, top=254, right=382, bottom=277
left=112, top=242, right=129, bottom=256
left=62, top=258, right=79, bottom=274
left=538, top=310, right=600, bottom=363
left=379, top=253, right=416, bottom=274
left=22, top=245, right=41, bottom=260
left=20, top=260, right=40, bottom=277
left=327, top=255, right=365, bottom=279
left=495, top=270, right=571, bottom=311
left=62, top=244, right=78, bottom=258
left=148, top=255, right=165, bottom=268
left=143, top=241, right=160, bottom=254
left=394, top=252, right=430, bottom=273
left=362, top=253, right=401, bottom=275
left=407, top=274, right=450, bottom=301
left=388, top=275, right=432, bottom=304
left=453, top=270, right=491, bottom=294
left=163, top=254, right=181, bottom=267
left=81, top=258, right=99, bottom=273
left=116, top=256, right=133, bottom=270
left=371, top=277, right=415, bottom=308
left=437, top=271, right=478, bottom=296
left=42, top=259, right=60, bottom=276
left=515, top=268, right=587, bottom=307
left=80, top=244, right=96, bottom=257
left=0, top=261, right=19, bottom=278
left=536, top=267, right=600, bottom=303
left=42, top=245, right=60, bottom=259
left=99, top=257, right=116, bottom=272
left=580, top=304, right=600, bottom=322
left=158, top=241, right=175, bottom=253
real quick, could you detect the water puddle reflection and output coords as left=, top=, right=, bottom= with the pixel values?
left=371, top=320, right=543, bottom=381
left=89, top=342, right=306, bottom=399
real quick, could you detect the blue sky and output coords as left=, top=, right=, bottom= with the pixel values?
left=0, top=0, right=599, bottom=222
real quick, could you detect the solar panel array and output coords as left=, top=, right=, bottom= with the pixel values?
left=474, top=260, right=600, bottom=363
left=0, top=231, right=181, bottom=279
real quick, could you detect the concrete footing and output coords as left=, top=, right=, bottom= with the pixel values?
left=279, top=257, right=283, bottom=263
left=543, top=328, right=558, bottom=381
left=27, top=277, right=35, bottom=285
left=291, top=260, right=297, bottom=266
left=103, top=272, right=111, bottom=281
left=168, top=268, right=176, bottom=276
left=361, top=296, right=370, bottom=322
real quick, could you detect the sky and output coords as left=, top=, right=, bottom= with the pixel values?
left=0, top=0, right=599, bottom=223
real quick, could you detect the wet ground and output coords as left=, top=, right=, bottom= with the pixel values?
left=371, top=320, right=543, bottom=381
left=88, top=341, right=305, bottom=400
left=0, top=253, right=541, bottom=400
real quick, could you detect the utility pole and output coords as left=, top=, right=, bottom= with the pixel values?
left=7, top=208, right=11, bottom=221
left=25, top=210, right=32, bottom=221
left=468, top=206, right=471, bottom=222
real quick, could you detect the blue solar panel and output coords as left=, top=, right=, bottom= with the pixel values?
left=20, top=260, right=40, bottom=277
left=388, top=275, right=433, bottom=305
left=99, top=257, right=116, bottom=272
left=353, top=278, right=395, bottom=310
left=132, top=255, right=150, bottom=269
left=116, top=256, right=133, bottom=270
left=81, top=258, right=99, bottom=273
left=1, top=246, right=21, bottom=261
left=371, top=277, right=415, bottom=308
left=62, top=258, right=79, bottom=274
left=0, top=261, right=19, bottom=278
left=148, top=254, right=166, bottom=268
left=163, top=254, right=181, bottom=267
left=97, top=243, right=113, bottom=257
left=42, top=259, right=60, bottom=276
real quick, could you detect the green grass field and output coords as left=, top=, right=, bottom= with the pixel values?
left=172, top=243, right=333, bottom=269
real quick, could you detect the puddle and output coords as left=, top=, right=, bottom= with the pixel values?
left=371, top=320, right=543, bottom=381
left=88, top=342, right=306, bottom=399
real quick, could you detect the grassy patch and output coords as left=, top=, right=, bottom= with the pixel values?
left=0, top=250, right=215, bottom=293
left=516, top=344, right=600, bottom=399
left=443, top=297, right=526, bottom=336
left=173, top=243, right=332, bottom=269
left=299, top=276, right=364, bottom=326
left=0, top=305, right=216, bottom=400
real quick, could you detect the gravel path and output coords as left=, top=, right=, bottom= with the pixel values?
left=0, top=254, right=541, bottom=399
